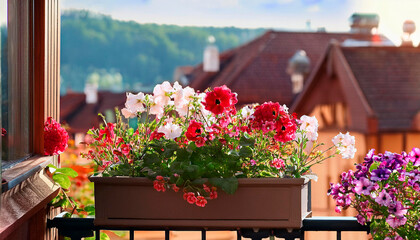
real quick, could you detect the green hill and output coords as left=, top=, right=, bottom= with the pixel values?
left=60, top=10, right=265, bottom=93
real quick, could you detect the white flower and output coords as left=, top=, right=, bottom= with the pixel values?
left=332, top=132, right=357, bottom=159
left=173, top=81, right=183, bottom=91
left=281, top=104, right=289, bottom=114
left=157, top=122, right=182, bottom=140
left=174, top=86, right=195, bottom=117
left=121, top=108, right=136, bottom=119
left=153, top=81, right=173, bottom=106
left=125, top=92, right=145, bottom=113
left=149, top=102, right=165, bottom=118
left=241, top=106, right=255, bottom=119
left=299, top=115, right=319, bottom=141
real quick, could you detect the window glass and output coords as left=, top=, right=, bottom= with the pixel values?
left=1, top=0, right=31, bottom=171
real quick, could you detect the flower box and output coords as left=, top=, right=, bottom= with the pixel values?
left=90, top=176, right=311, bottom=229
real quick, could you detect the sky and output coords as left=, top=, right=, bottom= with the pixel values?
left=2, top=0, right=419, bottom=45
left=60, top=0, right=420, bottom=45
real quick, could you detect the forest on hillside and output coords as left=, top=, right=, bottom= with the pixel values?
left=60, top=10, right=266, bottom=93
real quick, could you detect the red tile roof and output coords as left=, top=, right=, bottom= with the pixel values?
left=60, top=91, right=126, bottom=134
left=341, top=47, right=420, bottom=131
left=188, top=30, right=390, bottom=106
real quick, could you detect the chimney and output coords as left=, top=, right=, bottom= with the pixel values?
left=287, top=50, right=310, bottom=94
left=349, top=13, right=379, bottom=34
left=203, top=36, right=219, bottom=72
left=84, top=83, right=98, bottom=104
left=401, top=20, right=415, bottom=47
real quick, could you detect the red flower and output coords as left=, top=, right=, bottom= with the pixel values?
left=210, top=190, right=218, bottom=200
left=150, top=130, right=164, bottom=140
left=203, top=85, right=237, bottom=115
left=153, top=177, right=166, bottom=192
left=251, top=102, right=285, bottom=130
left=203, top=184, right=211, bottom=193
left=195, top=137, right=206, bottom=147
left=183, top=192, right=197, bottom=204
left=120, top=144, right=131, bottom=156
left=97, top=123, right=115, bottom=143
left=186, top=120, right=203, bottom=141
left=1, top=128, right=6, bottom=136
left=172, top=184, right=180, bottom=192
left=195, top=196, right=208, bottom=207
left=274, top=116, right=297, bottom=143
left=44, top=117, right=69, bottom=155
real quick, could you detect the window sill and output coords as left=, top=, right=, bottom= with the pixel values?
left=0, top=155, right=60, bottom=239
left=2, top=155, right=56, bottom=192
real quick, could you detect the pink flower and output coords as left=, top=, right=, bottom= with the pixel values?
left=195, top=196, right=208, bottom=207
left=356, top=214, right=366, bottom=225
left=44, top=117, right=69, bottom=155
left=270, top=158, right=285, bottom=169
left=354, top=177, right=374, bottom=195
left=335, top=206, right=342, bottom=213
left=386, top=215, right=407, bottom=228
left=388, top=201, right=407, bottom=217
left=408, top=147, right=420, bottom=166
left=375, top=190, right=392, bottom=206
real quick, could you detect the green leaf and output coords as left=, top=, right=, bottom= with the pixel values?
left=52, top=174, right=71, bottom=189
left=47, top=164, right=57, bottom=169
left=185, top=165, right=199, bottom=179
left=209, top=177, right=238, bottom=195
left=175, top=177, right=185, bottom=186
left=239, top=146, right=253, bottom=158
left=84, top=205, right=95, bottom=215
left=127, top=128, right=134, bottom=136
left=192, top=178, right=207, bottom=186
left=87, top=129, right=94, bottom=135
left=239, top=134, right=255, bottom=146
left=56, top=167, right=78, bottom=178
left=144, top=152, right=160, bottom=165
left=369, top=162, right=380, bottom=172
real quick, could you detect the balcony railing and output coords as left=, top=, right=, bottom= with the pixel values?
left=47, top=213, right=370, bottom=240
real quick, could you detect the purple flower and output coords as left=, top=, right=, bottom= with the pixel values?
left=388, top=201, right=407, bottom=217
left=386, top=215, right=407, bottom=228
left=356, top=214, right=366, bottom=225
left=381, top=152, right=405, bottom=170
left=371, top=168, right=391, bottom=181
left=355, top=165, right=369, bottom=179
left=354, top=177, right=374, bottom=195
left=375, top=190, right=392, bottom=206
left=415, top=220, right=420, bottom=231
left=408, top=147, right=420, bottom=166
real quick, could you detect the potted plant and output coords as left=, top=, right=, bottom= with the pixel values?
left=84, top=81, right=356, bottom=228
left=328, top=149, right=420, bottom=239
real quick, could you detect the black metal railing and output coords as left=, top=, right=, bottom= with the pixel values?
left=47, top=213, right=370, bottom=240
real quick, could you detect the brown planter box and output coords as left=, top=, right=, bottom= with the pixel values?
left=90, top=176, right=311, bottom=229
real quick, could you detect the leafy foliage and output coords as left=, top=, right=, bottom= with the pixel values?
left=83, top=82, right=354, bottom=207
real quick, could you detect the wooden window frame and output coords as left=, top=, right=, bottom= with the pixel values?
left=0, top=0, right=61, bottom=239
